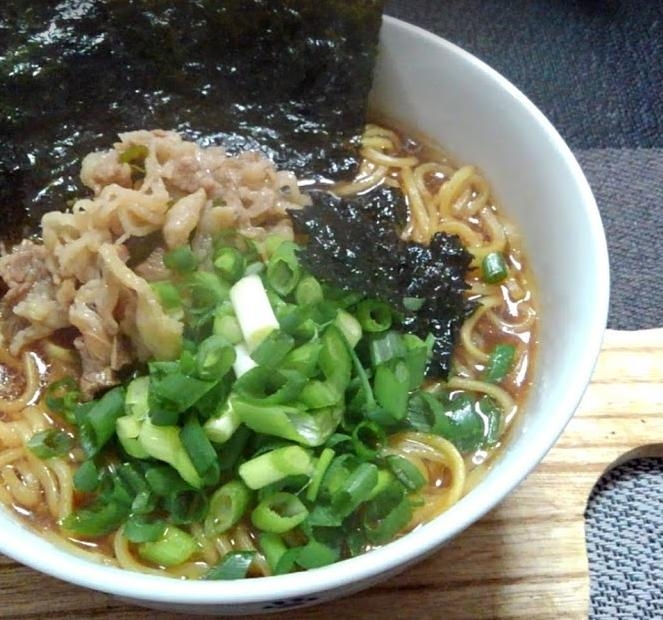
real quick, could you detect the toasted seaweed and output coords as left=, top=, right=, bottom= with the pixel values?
left=0, top=0, right=385, bottom=241
left=289, top=191, right=477, bottom=379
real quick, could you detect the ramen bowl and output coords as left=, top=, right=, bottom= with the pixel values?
left=0, top=15, right=609, bottom=615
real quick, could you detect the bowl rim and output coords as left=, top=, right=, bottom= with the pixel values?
left=0, top=14, right=610, bottom=607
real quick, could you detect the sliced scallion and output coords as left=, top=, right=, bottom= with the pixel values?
left=295, top=274, right=323, bottom=306
left=356, top=299, right=392, bottom=332
left=204, top=480, right=252, bottom=536
left=75, top=386, right=126, bottom=458
left=305, top=447, right=335, bottom=502
left=45, top=377, right=80, bottom=422
left=481, top=251, right=508, bottom=284
left=251, top=491, right=308, bottom=534
left=483, top=343, right=516, bottom=383
left=266, top=241, right=301, bottom=296
left=138, top=526, right=198, bottom=567
left=164, top=246, right=198, bottom=274
left=386, top=455, right=427, bottom=491
left=259, top=532, right=287, bottom=573
left=195, top=334, right=235, bottom=381
left=123, top=515, right=167, bottom=543
left=239, top=445, right=313, bottom=490
left=214, top=246, right=246, bottom=283
left=203, top=551, right=256, bottom=580
left=73, top=459, right=100, bottom=492
left=27, top=429, right=73, bottom=459
left=374, top=361, right=410, bottom=421
left=351, top=421, right=386, bottom=461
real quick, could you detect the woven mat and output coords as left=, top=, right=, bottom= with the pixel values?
left=385, top=1, right=663, bottom=617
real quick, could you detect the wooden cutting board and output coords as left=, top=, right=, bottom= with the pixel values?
left=0, top=328, right=661, bottom=619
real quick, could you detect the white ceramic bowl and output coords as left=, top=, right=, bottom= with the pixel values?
left=0, top=16, right=609, bottom=615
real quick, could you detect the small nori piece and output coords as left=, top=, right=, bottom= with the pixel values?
left=0, top=0, right=385, bottom=242
left=289, top=191, right=477, bottom=379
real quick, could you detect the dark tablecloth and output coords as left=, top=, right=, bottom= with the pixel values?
left=385, top=1, right=663, bottom=617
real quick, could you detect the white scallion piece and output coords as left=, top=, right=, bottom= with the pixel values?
left=229, top=274, right=279, bottom=351
left=232, top=343, right=258, bottom=378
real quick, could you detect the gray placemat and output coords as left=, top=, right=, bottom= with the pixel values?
left=586, top=458, right=663, bottom=619
left=575, top=149, right=663, bottom=331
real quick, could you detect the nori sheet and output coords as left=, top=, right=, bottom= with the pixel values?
left=289, top=191, right=477, bottom=379
left=0, top=0, right=385, bottom=242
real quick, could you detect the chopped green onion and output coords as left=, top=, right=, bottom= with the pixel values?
left=250, top=331, right=295, bottom=369
left=214, top=246, right=246, bottom=283
left=116, top=416, right=149, bottom=459
left=148, top=371, right=216, bottom=426
left=204, top=480, right=252, bottom=536
left=280, top=341, right=322, bottom=377
left=331, top=462, right=378, bottom=518
left=118, top=144, right=149, bottom=167
left=75, top=387, right=126, bottom=458
left=235, top=398, right=341, bottom=447
left=386, top=455, right=426, bottom=491
left=138, top=419, right=202, bottom=488
left=364, top=496, right=412, bottom=545
left=402, top=334, right=432, bottom=389
left=483, top=343, right=516, bottom=383
left=299, top=380, right=343, bottom=409
left=481, top=251, right=508, bottom=283
left=180, top=416, right=220, bottom=486
left=232, top=343, right=258, bottom=378
left=125, top=376, right=150, bottom=419
left=263, top=234, right=286, bottom=258
left=266, top=241, right=301, bottom=296
left=123, top=515, right=167, bottom=543
left=374, top=361, right=410, bottom=421
left=62, top=498, right=130, bottom=537
left=251, top=492, right=308, bottom=534
left=295, top=275, right=323, bottom=306
left=164, top=490, right=209, bottom=525
left=164, top=246, right=198, bottom=274
left=355, top=299, right=392, bottom=332
left=213, top=313, right=243, bottom=344
left=333, top=309, right=362, bottom=349
left=150, top=281, right=182, bottom=314
left=131, top=490, right=157, bottom=515
left=351, top=421, right=386, bottom=460
left=239, top=445, right=313, bottom=490
left=306, top=447, right=335, bottom=502
left=307, top=504, right=343, bottom=528
left=203, top=551, right=256, bottom=580
left=185, top=271, right=230, bottom=310
left=234, top=367, right=306, bottom=405
left=203, top=399, right=242, bottom=444
left=403, top=296, right=425, bottom=311
left=259, top=532, right=288, bottom=573
left=318, top=325, right=352, bottom=393
left=195, top=334, right=236, bottom=381
left=138, top=526, right=198, bottom=567
left=295, top=539, right=340, bottom=570
left=429, top=392, right=485, bottom=453
left=45, top=377, right=80, bottom=423
left=369, top=331, right=406, bottom=367
left=27, top=429, right=73, bottom=459
left=73, top=459, right=99, bottom=492
left=144, top=465, right=192, bottom=497
left=366, top=468, right=397, bottom=501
